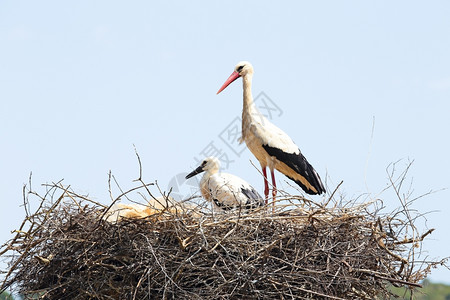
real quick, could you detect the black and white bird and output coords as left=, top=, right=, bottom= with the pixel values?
left=185, top=157, right=264, bottom=211
left=217, top=61, right=326, bottom=207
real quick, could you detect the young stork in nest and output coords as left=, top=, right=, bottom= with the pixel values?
left=217, top=61, right=326, bottom=208
left=185, top=157, right=264, bottom=211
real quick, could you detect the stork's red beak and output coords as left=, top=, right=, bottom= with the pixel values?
left=216, top=71, right=240, bottom=94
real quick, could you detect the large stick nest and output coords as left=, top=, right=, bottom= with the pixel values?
left=0, top=163, right=446, bottom=299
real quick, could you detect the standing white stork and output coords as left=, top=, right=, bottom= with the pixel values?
left=185, top=157, right=264, bottom=211
left=217, top=61, right=325, bottom=207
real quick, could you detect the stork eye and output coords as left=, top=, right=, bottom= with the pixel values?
left=201, top=160, right=207, bottom=167
left=237, top=65, right=244, bottom=72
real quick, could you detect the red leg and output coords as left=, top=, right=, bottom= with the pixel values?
left=262, top=167, right=269, bottom=205
left=271, top=169, right=277, bottom=210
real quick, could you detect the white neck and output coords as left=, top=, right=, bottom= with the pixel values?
left=204, top=166, right=219, bottom=177
left=242, top=73, right=257, bottom=116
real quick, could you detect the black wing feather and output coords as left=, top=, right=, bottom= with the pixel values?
left=241, top=187, right=264, bottom=209
left=262, top=144, right=325, bottom=195
left=212, top=198, right=234, bottom=210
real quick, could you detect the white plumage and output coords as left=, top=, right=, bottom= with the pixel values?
left=185, top=157, right=264, bottom=211
left=102, top=196, right=197, bottom=223
left=217, top=61, right=325, bottom=207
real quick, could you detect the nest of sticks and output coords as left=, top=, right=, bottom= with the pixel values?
left=0, top=164, right=446, bottom=299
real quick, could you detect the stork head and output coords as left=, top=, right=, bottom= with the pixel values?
left=217, top=61, right=253, bottom=94
left=185, top=157, right=220, bottom=179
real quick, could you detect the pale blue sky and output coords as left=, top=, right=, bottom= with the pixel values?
left=1, top=1, right=449, bottom=283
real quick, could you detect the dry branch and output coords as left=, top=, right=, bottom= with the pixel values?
left=0, top=164, right=447, bottom=299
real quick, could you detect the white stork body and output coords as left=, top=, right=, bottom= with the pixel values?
left=185, top=157, right=264, bottom=211
left=103, top=197, right=197, bottom=223
left=217, top=61, right=325, bottom=206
